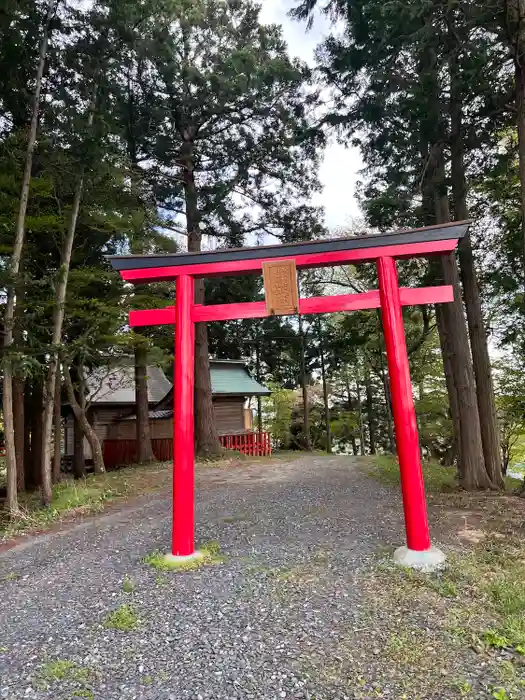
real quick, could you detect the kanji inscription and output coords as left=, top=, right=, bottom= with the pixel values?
left=262, top=259, right=299, bottom=316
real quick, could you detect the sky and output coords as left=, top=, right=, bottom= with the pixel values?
left=259, top=0, right=364, bottom=231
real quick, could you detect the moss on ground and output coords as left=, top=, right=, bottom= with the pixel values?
left=143, top=540, right=226, bottom=572
left=39, top=659, right=91, bottom=683
left=103, top=603, right=139, bottom=631
left=36, top=658, right=94, bottom=695
left=122, top=576, right=135, bottom=593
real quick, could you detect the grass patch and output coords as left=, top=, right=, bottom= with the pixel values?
left=362, top=454, right=525, bottom=497
left=505, top=474, right=523, bottom=491
left=390, top=540, right=525, bottom=657
left=39, top=659, right=91, bottom=684
left=122, top=576, right=135, bottom=593
left=384, top=628, right=430, bottom=667
left=2, top=572, right=21, bottom=582
left=274, top=565, right=319, bottom=584
left=489, top=578, right=525, bottom=617
left=103, top=603, right=139, bottom=631
left=0, top=462, right=173, bottom=541
left=143, top=540, right=225, bottom=572
left=333, top=529, right=525, bottom=698
left=361, top=454, right=457, bottom=492
left=453, top=679, right=473, bottom=697
left=220, top=449, right=248, bottom=461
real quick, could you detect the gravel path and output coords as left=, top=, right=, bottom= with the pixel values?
left=0, top=455, right=404, bottom=700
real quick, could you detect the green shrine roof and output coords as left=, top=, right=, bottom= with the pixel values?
left=210, top=360, right=270, bottom=397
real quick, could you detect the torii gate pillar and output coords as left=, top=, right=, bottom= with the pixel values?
left=378, top=257, right=444, bottom=569
left=172, top=274, right=196, bottom=558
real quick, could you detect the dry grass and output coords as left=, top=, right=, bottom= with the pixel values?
left=318, top=538, right=525, bottom=698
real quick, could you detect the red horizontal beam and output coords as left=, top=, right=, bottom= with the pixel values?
left=129, top=306, right=175, bottom=327
left=400, top=285, right=453, bottom=306
left=194, top=300, right=267, bottom=323
left=121, top=239, right=458, bottom=284
left=129, top=307, right=175, bottom=327
left=128, top=285, right=453, bottom=327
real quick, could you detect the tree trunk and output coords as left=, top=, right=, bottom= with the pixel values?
left=507, top=0, right=525, bottom=278
left=449, top=47, right=503, bottom=488
left=13, top=377, right=25, bottom=492
left=419, top=48, right=491, bottom=487
left=317, top=319, right=331, bottom=453
left=52, top=371, right=62, bottom=483
left=64, top=367, right=105, bottom=475
left=3, top=369, right=18, bottom=511
left=177, top=27, right=221, bottom=457
left=440, top=253, right=493, bottom=488
left=135, top=343, right=155, bottom=462
left=13, top=282, right=25, bottom=492
left=41, top=90, right=95, bottom=503
left=506, top=1, right=525, bottom=497
left=298, top=314, right=311, bottom=449
left=24, top=386, right=34, bottom=490
left=73, top=412, right=86, bottom=480
left=182, top=135, right=221, bottom=458
left=434, top=303, right=460, bottom=463
left=32, top=383, right=43, bottom=490
left=2, top=0, right=57, bottom=516
left=355, top=375, right=366, bottom=456
left=518, top=64, right=525, bottom=279
left=456, top=233, right=503, bottom=486
left=193, top=285, right=221, bottom=458
left=256, top=397, right=262, bottom=433
left=431, top=152, right=492, bottom=488
left=502, top=445, right=509, bottom=476
left=344, top=374, right=359, bottom=456
left=422, top=138, right=461, bottom=468
left=418, top=47, right=468, bottom=474
left=364, top=365, right=376, bottom=455
left=377, top=324, right=395, bottom=453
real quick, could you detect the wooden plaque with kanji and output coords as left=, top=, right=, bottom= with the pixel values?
left=262, top=259, right=299, bottom=316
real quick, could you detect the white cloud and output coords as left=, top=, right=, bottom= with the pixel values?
left=260, top=0, right=363, bottom=231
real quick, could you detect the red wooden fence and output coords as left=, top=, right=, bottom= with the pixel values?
left=103, top=432, right=271, bottom=468
left=219, top=432, right=272, bottom=457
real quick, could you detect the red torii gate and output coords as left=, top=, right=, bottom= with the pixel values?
left=109, top=221, right=469, bottom=569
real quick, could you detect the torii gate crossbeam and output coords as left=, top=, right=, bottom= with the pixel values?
left=109, top=221, right=469, bottom=570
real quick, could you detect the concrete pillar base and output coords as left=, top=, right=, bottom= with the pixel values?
left=394, top=545, right=446, bottom=572
left=163, top=551, right=205, bottom=568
